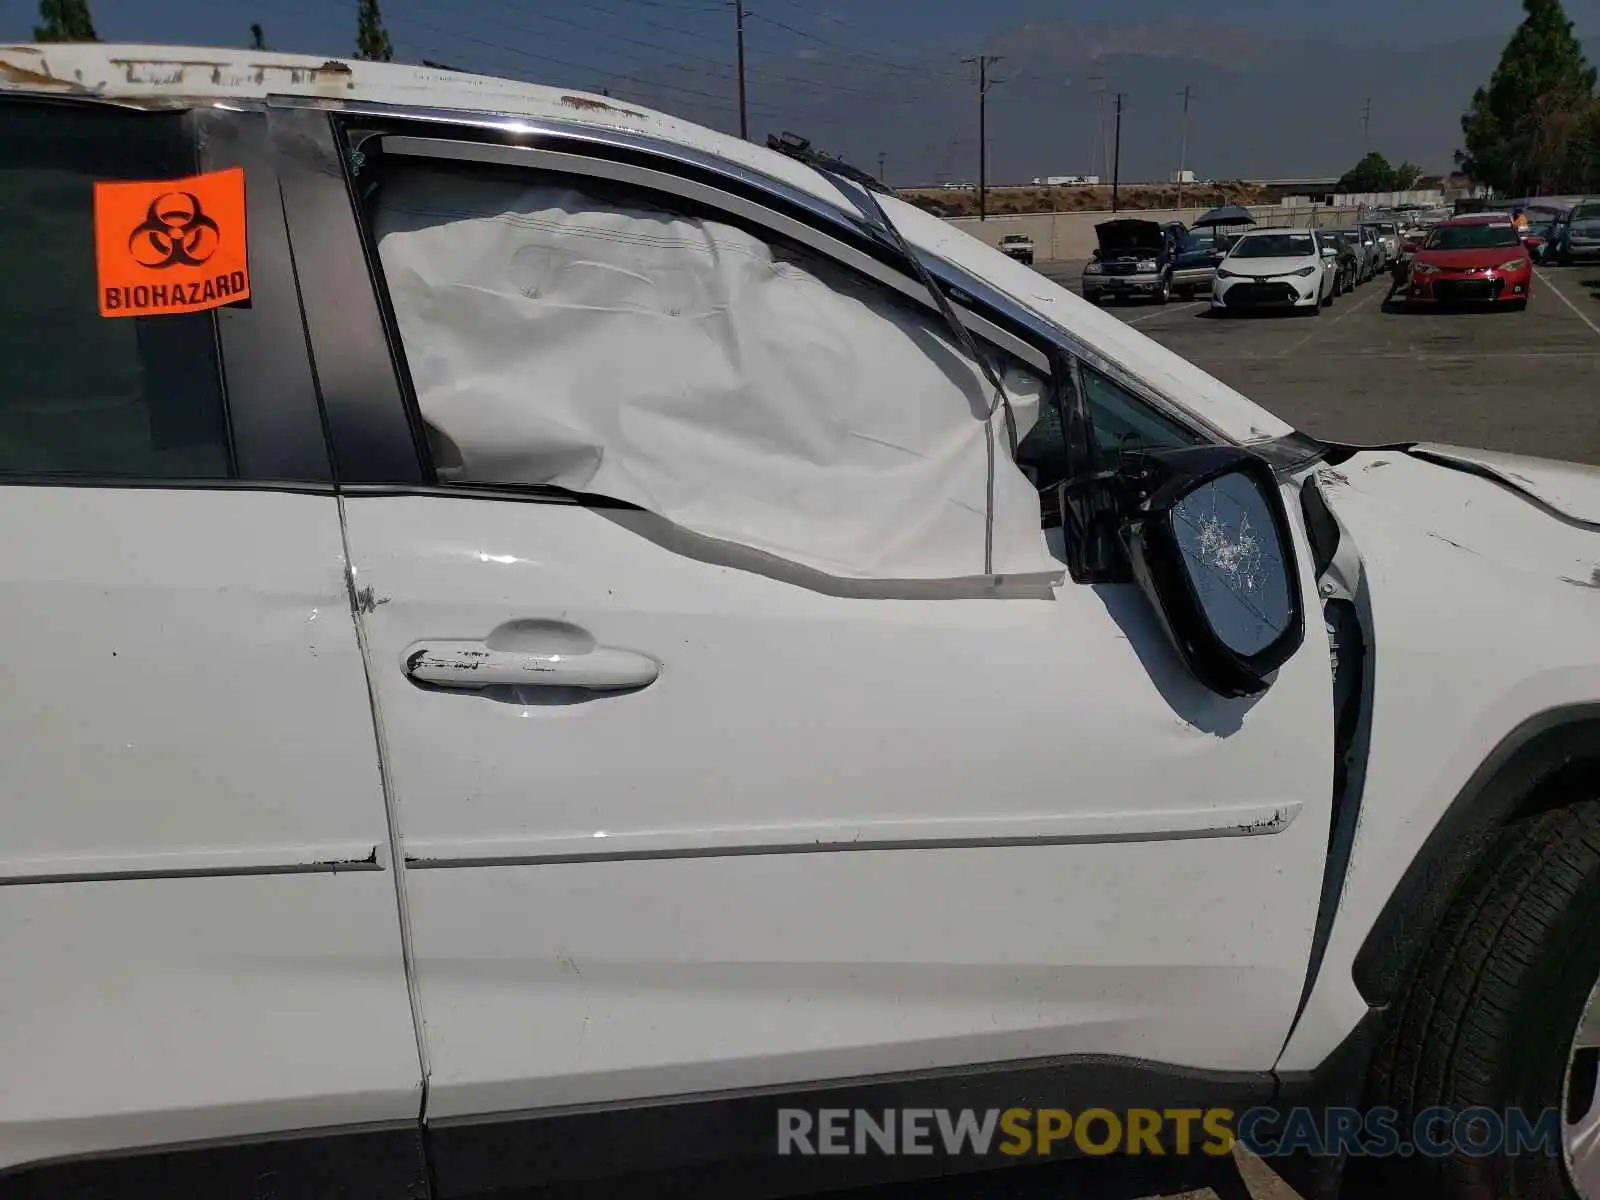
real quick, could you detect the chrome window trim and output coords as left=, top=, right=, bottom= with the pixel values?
left=276, top=94, right=1226, bottom=444
left=375, top=135, right=1050, bottom=377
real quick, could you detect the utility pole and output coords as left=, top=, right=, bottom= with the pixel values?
left=1176, top=84, right=1193, bottom=212
left=877, top=152, right=886, bottom=183
left=1361, top=98, right=1372, bottom=156
left=734, top=0, right=748, bottom=140
left=1112, top=92, right=1124, bottom=213
left=961, top=54, right=1004, bottom=221
left=1088, top=74, right=1109, bottom=184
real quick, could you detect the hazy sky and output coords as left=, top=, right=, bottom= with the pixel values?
left=3, top=0, right=1592, bottom=101
left=2, top=0, right=1594, bottom=176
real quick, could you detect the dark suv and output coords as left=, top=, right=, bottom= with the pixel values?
left=1081, top=218, right=1184, bottom=305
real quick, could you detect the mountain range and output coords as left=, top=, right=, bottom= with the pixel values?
left=624, top=20, right=1600, bottom=187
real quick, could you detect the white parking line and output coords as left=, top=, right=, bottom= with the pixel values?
left=1125, top=300, right=1205, bottom=326
left=1534, top=268, right=1600, bottom=338
left=1275, top=284, right=1385, bottom=358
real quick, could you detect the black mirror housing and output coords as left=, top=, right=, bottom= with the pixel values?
left=1122, top=446, right=1306, bottom=698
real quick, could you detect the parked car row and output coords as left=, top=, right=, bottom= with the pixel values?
left=1550, top=199, right=1600, bottom=264
left=1210, top=227, right=1360, bottom=315
left=1081, top=211, right=1416, bottom=314
left=1080, top=207, right=1574, bottom=316
left=1083, top=220, right=1391, bottom=316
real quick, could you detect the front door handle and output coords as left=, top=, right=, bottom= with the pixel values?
left=403, top=640, right=660, bottom=692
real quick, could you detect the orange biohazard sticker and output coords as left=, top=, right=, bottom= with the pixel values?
left=94, top=167, right=250, bottom=318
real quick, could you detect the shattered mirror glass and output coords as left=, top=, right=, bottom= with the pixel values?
left=1171, top=471, right=1291, bottom=657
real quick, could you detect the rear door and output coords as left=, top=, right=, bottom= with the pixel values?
left=291, top=113, right=1337, bottom=1128
left=0, top=98, right=420, bottom=1180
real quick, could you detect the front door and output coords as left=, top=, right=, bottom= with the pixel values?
left=309, top=117, right=1337, bottom=1123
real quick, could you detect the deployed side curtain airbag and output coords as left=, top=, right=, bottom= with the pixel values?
left=373, top=166, right=1058, bottom=582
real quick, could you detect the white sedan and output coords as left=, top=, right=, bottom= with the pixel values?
left=1211, top=228, right=1337, bottom=315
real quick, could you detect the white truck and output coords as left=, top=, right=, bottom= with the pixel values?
left=999, top=232, right=1037, bottom=264
left=1, top=42, right=1598, bottom=1200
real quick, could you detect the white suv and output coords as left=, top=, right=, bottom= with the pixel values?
left=2, top=44, right=1600, bottom=1200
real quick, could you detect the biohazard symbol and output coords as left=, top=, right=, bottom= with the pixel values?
left=128, top=191, right=222, bottom=269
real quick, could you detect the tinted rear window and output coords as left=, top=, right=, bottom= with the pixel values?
left=0, top=101, right=232, bottom=478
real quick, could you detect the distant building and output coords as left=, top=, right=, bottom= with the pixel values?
left=1031, top=175, right=1100, bottom=186
left=1169, top=170, right=1198, bottom=185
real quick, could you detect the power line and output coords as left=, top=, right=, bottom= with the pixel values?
left=461, top=0, right=912, bottom=101
left=960, top=54, right=1003, bottom=221
left=255, top=0, right=783, bottom=117
left=744, top=10, right=933, bottom=77
left=754, top=0, right=960, bottom=74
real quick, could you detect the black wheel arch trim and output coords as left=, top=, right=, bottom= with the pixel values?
left=1353, top=703, right=1600, bottom=1008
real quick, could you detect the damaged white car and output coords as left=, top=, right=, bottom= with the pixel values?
left=3, top=43, right=1600, bottom=1200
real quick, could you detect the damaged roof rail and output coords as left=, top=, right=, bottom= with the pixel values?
left=765, top=131, right=892, bottom=196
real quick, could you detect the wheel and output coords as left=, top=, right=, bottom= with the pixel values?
left=1177, top=285, right=1194, bottom=301
left=1362, top=801, right=1600, bottom=1199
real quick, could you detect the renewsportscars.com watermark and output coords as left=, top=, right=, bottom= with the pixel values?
left=776, top=1106, right=1564, bottom=1160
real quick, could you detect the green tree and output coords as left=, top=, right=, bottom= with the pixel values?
left=249, top=23, right=266, bottom=50
left=1336, top=152, right=1398, bottom=193
left=354, top=0, right=393, bottom=63
left=1458, top=0, right=1596, bottom=194
left=33, top=0, right=97, bottom=42
left=1582, top=100, right=1600, bottom=188
left=1392, top=161, right=1427, bottom=189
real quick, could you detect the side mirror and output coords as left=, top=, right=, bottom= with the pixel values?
left=1123, top=448, right=1304, bottom=697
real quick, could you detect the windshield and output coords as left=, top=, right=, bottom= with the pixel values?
left=1572, top=204, right=1600, bottom=222
left=1002, top=235, right=1028, bottom=243
left=1231, top=233, right=1315, bottom=259
left=1425, top=223, right=1521, bottom=249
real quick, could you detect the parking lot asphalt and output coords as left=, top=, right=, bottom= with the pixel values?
left=1038, top=259, right=1600, bottom=465
left=847, top=1146, right=1298, bottom=1200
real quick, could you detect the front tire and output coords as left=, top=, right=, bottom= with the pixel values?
left=1363, top=801, right=1600, bottom=1199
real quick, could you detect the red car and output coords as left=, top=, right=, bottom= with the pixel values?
left=1403, top=214, right=1532, bottom=309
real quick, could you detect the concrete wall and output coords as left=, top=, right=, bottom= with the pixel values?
left=945, top=205, right=1321, bottom=263
left=1282, top=189, right=1446, bottom=209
